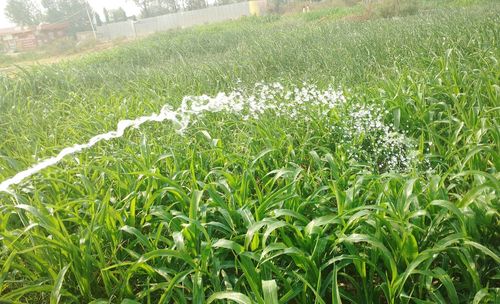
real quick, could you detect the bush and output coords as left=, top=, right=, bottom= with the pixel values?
left=0, top=52, right=43, bottom=67
left=0, top=54, right=13, bottom=66
left=343, top=0, right=361, bottom=6
left=41, top=38, right=77, bottom=56
left=376, top=0, right=420, bottom=18
left=75, top=38, right=99, bottom=52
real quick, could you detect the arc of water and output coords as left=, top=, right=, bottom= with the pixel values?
left=0, top=105, right=182, bottom=194
left=0, top=90, right=245, bottom=194
left=0, top=84, right=346, bottom=195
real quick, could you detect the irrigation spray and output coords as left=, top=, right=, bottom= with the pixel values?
left=0, top=83, right=350, bottom=194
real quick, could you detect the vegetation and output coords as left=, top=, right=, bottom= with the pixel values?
left=0, top=0, right=499, bottom=303
left=4, top=0, right=42, bottom=26
left=4, top=0, right=95, bottom=33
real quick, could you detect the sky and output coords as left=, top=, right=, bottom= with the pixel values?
left=0, top=0, right=141, bottom=28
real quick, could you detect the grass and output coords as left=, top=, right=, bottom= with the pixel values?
left=0, top=52, right=44, bottom=68
left=0, top=38, right=120, bottom=71
left=0, top=0, right=499, bottom=303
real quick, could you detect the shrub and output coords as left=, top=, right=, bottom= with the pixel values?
left=41, top=38, right=77, bottom=56
left=376, top=0, right=420, bottom=18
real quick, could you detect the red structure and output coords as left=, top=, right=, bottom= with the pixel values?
left=0, top=22, right=70, bottom=52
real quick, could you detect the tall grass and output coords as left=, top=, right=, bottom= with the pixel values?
left=0, top=1, right=499, bottom=303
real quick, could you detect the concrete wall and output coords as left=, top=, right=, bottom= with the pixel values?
left=97, top=0, right=266, bottom=40
left=97, top=20, right=136, bottom=40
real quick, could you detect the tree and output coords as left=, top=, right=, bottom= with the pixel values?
left=4, top=0, right=42, bottom=26
left=103, top=8, right=110, bottom=23
left=94, top=12, right=102, bottom=26
left=110, top=7, right=127, bottom=22
left=133, top=0, right=151, bottom=18
left=147, top=0, right=177, bottom=17
left=40, top=0, right=94, bottom=33
left=215, top=0, right=238, bottom=6
left=185, top=0, right=207, bottom=11
left=162, top=0, right=180, bottom=13
left=133, top=0, right=181, bottom=18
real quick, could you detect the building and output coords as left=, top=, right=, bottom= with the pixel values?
left=0, top=22, right=70, bottom=53
left=0, top=27, right=35, bottom=52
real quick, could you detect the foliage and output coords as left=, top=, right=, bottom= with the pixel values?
left=40, top=0, right=94, bottom=33
left=94, top=12, right=102, bottom=26
left=110, top=7, right=128, bottom=22
left=185, top=0, right=209, bottom=11
left=150, top=0, right=181, bottom=16
left=0, top=52, right=44, bottom=67
left=375, top=0, right=420, bottom=18
left=4, top=0, right=42, bottom=26
left=133, top=0, right=183, bottom=18
left=102, top=7, right=110, bottom=23
left=0, top=1, right=499, bottom=303
left=216, top=0, right=243, bottom=6
left=40, top=37, right=77, bottom=55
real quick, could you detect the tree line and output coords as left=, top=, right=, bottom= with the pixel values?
left=5, top=0, right=246, bottom=33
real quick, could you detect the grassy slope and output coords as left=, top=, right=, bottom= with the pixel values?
left=0, top=1, right=499, bottom=303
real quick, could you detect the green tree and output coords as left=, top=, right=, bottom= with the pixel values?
left=185, top=0, right=207, bottom=11
left=4, top=0, right=42, bottom=26
left=110, top=7, right=127, bottom=22
left=133, top=0, right=181, bottom=18
left=216, top=0, right=239, bottom=5
left=147, top=0, right=179, bottom=17
left=162, top=0, right=180, bottom=13
left=40, top=0, right=94, bottom=33
left=133, top=0, right=152, bottom=18
left=103, top=8, right=110, bottom=23
left=94, top=12, right=102, bottom=26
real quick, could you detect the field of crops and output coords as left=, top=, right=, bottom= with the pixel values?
left=0, top=0, right=499, bottom=303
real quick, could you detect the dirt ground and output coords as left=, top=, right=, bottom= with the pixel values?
left=0, top=40, right=125, bottom=76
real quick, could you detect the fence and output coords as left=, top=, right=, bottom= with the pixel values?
left=96, top=0, right=267, bottom=40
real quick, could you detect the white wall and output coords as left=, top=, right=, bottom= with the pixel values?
left=96, top=1, right=267, bottom=40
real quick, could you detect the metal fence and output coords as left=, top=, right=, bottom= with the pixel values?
left=96, top=0, right=267, bottom=40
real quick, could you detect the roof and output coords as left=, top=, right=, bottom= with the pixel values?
left=37, top=22, right=70, bottom=31
left=0, top=27, right=32, bottom=36
left=0, top=22, right=70, bottom=36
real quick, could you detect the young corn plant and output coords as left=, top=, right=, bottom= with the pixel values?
left=1, top=1, right=499, bottom=303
